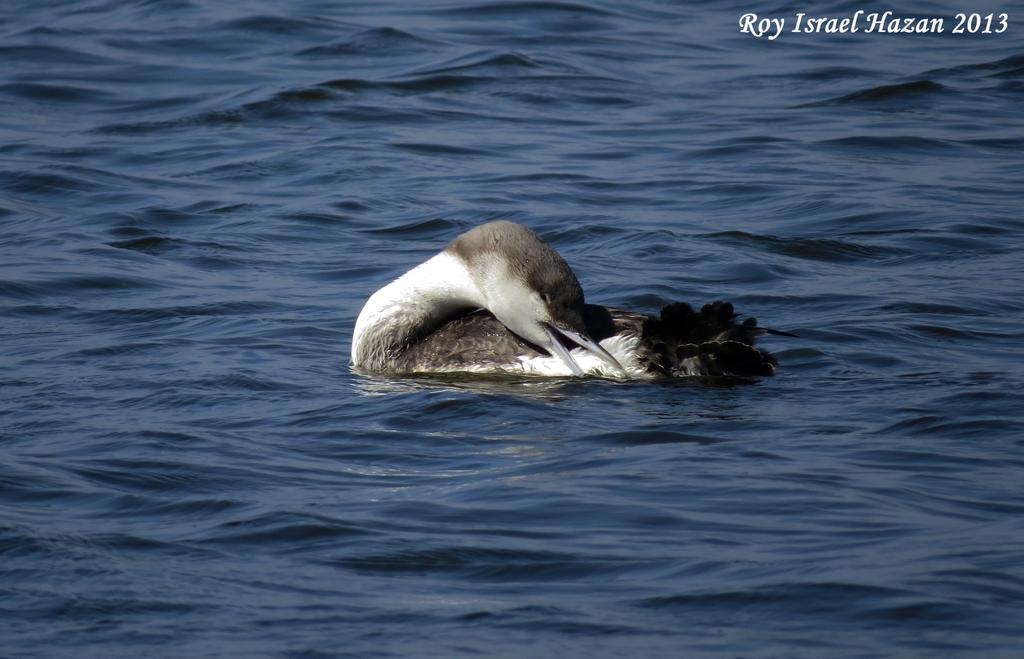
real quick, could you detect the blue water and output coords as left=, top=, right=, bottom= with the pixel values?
left=3, top=1, right=1024, bottom=656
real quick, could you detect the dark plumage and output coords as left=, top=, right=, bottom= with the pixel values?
left=396, top=300, right=781, bottom=377
left=636, top=301, right=781, bottom=377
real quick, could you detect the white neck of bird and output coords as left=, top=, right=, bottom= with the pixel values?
left=351, top=250, right=483, bottom=370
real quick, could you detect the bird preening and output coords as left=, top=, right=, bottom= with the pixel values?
left=351, top=221, right=791, bottom=379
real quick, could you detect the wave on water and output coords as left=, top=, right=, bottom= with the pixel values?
left=2, top=1, right=1024, bottom=657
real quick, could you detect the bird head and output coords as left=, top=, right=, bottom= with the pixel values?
left=453, top=221, right=624, bottom=376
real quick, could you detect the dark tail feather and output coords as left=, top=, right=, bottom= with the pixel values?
left=643, top=301, right=789, bottom=377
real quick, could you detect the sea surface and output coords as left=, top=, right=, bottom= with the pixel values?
left=3, top=1, right=1024, bottom=657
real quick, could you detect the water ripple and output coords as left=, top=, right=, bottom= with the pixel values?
left=2, top=1, right=1023, bottom=657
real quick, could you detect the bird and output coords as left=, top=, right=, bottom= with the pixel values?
left=351, top=221, right=788, bottom=379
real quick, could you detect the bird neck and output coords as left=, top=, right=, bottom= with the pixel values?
left=351, top=250, right=483, bottom=371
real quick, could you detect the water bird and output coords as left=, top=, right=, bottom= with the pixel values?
left=351, top=221, right=788, bottom=379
